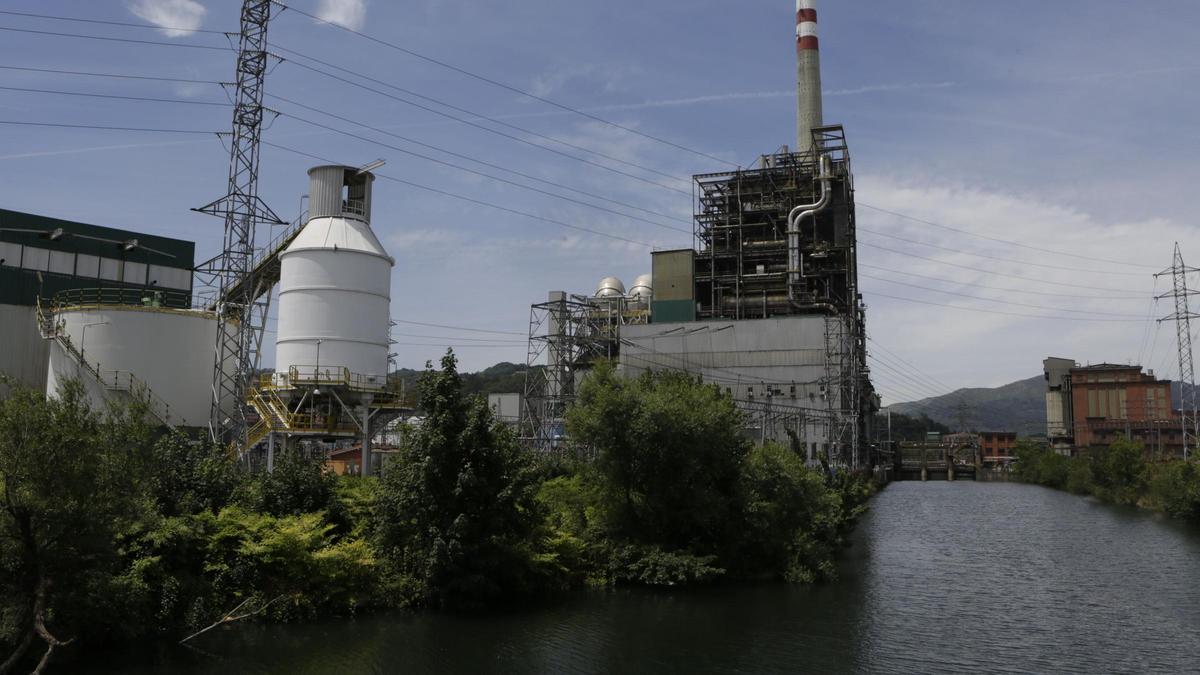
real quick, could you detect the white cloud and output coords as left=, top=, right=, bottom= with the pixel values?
left=127, top=0, right=207, bottom=37
left=315, top=0, right=368, bottom=31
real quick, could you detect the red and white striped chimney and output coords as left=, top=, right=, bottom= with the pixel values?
left=796, top=0, right=823, bottom=151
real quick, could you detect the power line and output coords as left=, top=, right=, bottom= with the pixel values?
left=858, top=262, right=1145, bottom=300
left=858, top=202, right=1159, bottom=270
left=0, top=84, right=229, bottom=107
left=866, top=353, right=954, bottom=400
left=0, top=8, right=229, bottom=35
left=861, top=273, right=1147, bottom=318
left=391, top=342, right=526, bottom=348
left=270, top=44, right=691, bottom=193
left=0, top=64, right=222, bottom=85
left=391, top=332, right=526, bottom=343
left=263, top=141, right=657, bottom=249
left=0, top=25, right=230, bottom=51
left=268, top=92, right=691, bottom=227
left=859, top=226, right=1147, bottom=277
left=391, top=319, right=526, bottom=336
left=275, top=109, right=692, bottom=235
left=860, top=241, right=1151, bottom=294
left=271, top=1, right=735, bottom=168
left=1, top=73, right=690, bottom=233
left=866, top=289, right=1147, bottom=322
left=866, top=335, right=959, bottom=395
left=0, top=120, right=215, bottom=134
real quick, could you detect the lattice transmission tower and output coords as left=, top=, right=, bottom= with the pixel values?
left=1155, top=242, right=1199, bottom=460
left=196, top=0, right=284, bottom=446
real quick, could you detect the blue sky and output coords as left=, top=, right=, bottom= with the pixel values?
left=1, top=0, right=1198, bottom=404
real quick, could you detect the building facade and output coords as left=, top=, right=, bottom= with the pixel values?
left=1043, top=358, right=1184, bottom=457
left=0, top=208, right=195, bottom=395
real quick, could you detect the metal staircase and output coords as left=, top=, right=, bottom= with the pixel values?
left=36, top=298, right=177, bottom=428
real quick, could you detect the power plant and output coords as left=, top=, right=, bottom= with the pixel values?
left=521, top=0, right=878, bottom=468
left=2, top=1, right=877, bottom=472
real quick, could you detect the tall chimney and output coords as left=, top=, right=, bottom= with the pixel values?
left=796, top=0, right=823, bottom=151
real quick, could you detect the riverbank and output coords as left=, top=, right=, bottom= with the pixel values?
left=74, top=482, right=1200, bottom=674
left=1, top=360, right=878, bottom=672
left=1014, top=439, right=1200, bottom=521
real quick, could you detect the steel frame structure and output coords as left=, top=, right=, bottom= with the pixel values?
left=692, top=125, right=872, bottom=468
left=1156, top=242, right=1200, bottom=460
left=520, top=293, right=628, bottom=453
left=196, top=0, right=284, bottom=447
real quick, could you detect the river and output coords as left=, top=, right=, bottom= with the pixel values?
left=84, top=482, right=1200, bottom=674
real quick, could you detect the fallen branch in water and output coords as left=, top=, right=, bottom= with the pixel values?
left=178, top=594, right=288, bottom=645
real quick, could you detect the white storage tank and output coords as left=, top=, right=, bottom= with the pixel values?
left=46, top=305, right=221, bottom=427
left=629, top=273, right=652, bottom=306
left=275, top=166, right=393, bottom=382
left=595, top=276, right=625, bottom=298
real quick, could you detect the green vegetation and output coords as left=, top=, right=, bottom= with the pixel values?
left=0, top=357, right=876, bottom=671
left=1014, top=438, right=1200, bottom=519
left=872, top=411, right=951, bottom=442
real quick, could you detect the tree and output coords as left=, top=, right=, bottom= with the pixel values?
left=567, top=364, right=748, bottom=554
left=374, top=352, right=546, bottom=607
left=0, top=382, right=152, bottom=673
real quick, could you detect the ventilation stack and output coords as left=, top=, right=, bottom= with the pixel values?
left=796, top=0, right=823, bottom=151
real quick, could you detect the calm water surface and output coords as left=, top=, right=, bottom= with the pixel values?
left=85, top=482, right=1200, bottom=674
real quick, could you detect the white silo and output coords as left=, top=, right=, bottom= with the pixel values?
left=275, top=165, right=393, bottom=383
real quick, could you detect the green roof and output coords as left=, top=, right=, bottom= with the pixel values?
left=0, top=208, right=196, bottom=308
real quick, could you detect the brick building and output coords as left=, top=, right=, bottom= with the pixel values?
left=1043, top=359, right=1185, bottom=457
left=979, top=431, right=1017, bottom=464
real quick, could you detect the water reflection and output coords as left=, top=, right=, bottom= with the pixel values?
left=82, top=482, right=1200, bottom=674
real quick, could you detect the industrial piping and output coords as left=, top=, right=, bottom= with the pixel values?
left=786, top=154, right=832, bottom=308
left=796, top=0, right=823, bottom=151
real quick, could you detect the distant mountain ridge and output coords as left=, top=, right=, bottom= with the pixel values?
left=890, top=374, right=1197, bottom=437
left=890, top=375, right=1047, bottom=436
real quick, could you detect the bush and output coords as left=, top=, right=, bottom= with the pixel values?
left=1144, top=460, right=1200, bottom=518
left=374, top=352, right=550, bottom=608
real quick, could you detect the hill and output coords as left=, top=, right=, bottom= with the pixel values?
left=890, top=375, right=1047, bottom=436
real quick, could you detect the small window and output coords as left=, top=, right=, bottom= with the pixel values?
left=0, top=242, right=21, bottom=267
left=21, top=247, right=49, bottom=271
left=48, top=250, right=74, bottom=275
left=76, top=254, right=100, bottom=278
left=99, top=257, right=120, bottom=281
left=123, top=261, right=147, bottom=285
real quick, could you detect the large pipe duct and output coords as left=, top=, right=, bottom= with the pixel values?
left=786, top=155, right=832, bottom=306
left=796, top=0, right=823, bottom=150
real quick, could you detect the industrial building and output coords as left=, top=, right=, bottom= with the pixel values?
left=521, top=1, right=878, bottom=468
left=2, top=165, right=406, bottom=473
left=0, top=208, right=197, bottom=400
left=1044, top=358, right=1186, bottom=457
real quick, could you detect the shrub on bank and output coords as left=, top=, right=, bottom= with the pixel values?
left=1014, top=437, right=1200, bottom=522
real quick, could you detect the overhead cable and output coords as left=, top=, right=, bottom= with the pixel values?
left=860, top=241, right=1151, bottom=294
left=263, top=140, right=657, bottom=248
left=858, top=202, right=1159, bottom=270
left=270, top=44, right=690, bottom=192
left=861, top=273, right=1147, bottom=317
left=866, top=290, right=1147, bottom=322
left=271, top=1, right=736, bottom=168
left=860, top=226, right=1148, bottom=277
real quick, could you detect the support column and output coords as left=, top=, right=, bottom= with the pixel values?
left=267, top=432, right=275, bottom=473
left=361, top=398, right=372, bottom=477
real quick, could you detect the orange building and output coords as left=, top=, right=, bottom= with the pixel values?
left=979, top=431, right=1017, bottom=464
left=1045, top=361, right=1185, bottom=457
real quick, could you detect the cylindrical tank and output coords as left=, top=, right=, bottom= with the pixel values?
left=275, top=166, right=393, bottom=381
left=595, top=276, right=625, bottom=298
left=45, top=306, right=222, bottom=427
left=629, top=273, right=652, bottom=305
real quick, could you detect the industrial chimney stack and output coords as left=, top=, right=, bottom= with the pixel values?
left=796, top=0, right=823, bottom=150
